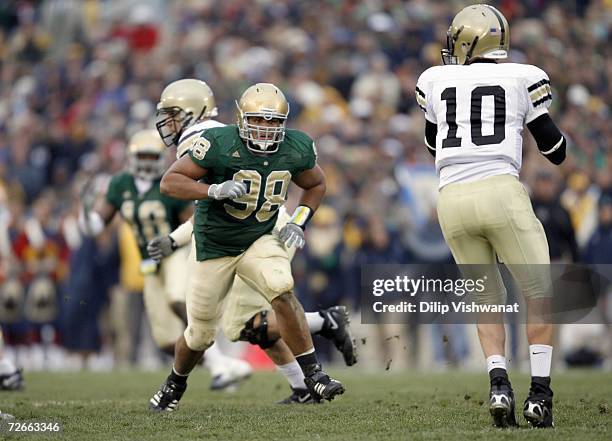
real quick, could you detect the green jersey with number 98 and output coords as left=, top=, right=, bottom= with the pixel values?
left=105, top=173, right=191, bottom=259
left=188, top=125, right=317, bottom=261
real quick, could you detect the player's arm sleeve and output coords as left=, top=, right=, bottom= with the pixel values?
left=293, top=139, right=318, bottom=176
left=523, top=67, right=565, bottom=164
left=187, top=133, right=217, bottom=169
left=527, top=114, right=566, bottom=165
left=415, top=71, right=436, bottom=124
left=416, top=71, right=437, bottom=157
left=424, top=120, right=437, bottom=158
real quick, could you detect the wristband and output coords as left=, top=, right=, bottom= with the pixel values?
left=289, top=205, right=313, bottom=228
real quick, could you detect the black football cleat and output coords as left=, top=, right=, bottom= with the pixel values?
left=277, top=387, right=322, bottom=404
left=489, top=376, right=518, bottom=428
left=523, top=378, right=554, bottom=428
left=149, top=377, right=187, bottom=412
left=0, top=368, right=24, bottom=391
left=304, top=365, right=345, bottom=402
left=317, top=306, right=357, bottom=366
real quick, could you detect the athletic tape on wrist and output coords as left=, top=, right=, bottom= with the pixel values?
left=289, top=205, right=313, bottom=228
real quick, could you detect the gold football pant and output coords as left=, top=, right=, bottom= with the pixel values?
left=185, top=211, right=295, bottom=350
left=143, top=246, right=189, bottom=348
left=437, top=174, right=551, bottom=304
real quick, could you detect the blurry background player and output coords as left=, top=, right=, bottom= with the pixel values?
left=151, top=79, right=356, bottom=403
left=0, top=190, right=25, bottom=391
left=416, top=4, right=566, bottom=428
left=0, top=329, right=24, bottom=390
left=78, top=129, right=252, bottom=390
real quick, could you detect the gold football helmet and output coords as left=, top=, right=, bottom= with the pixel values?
left=156, top=79, right=218, bottom=147
left=441, top=4, right=509, bottom=65
left=236, top=83, right=289, bottom=154
left=128, top=129, right=166, bottom=181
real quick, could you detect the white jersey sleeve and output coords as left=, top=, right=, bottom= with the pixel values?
left=521, top=66, right=552, bottom=124
left=416, top=70, right=437, bottom=124
left=176, top=119, right=225, bottom=159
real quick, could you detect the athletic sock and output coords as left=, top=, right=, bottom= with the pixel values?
left=306, top=312, right=325, bottom=334
left=486, top=355, right=507, bottom=375
left=529, top=344, right=552, bottom=378
left=170, top=366, right=188, bottom=386
left=295, top=348, right=319, bottom=376
left=277, top=360, right=307, bottom=389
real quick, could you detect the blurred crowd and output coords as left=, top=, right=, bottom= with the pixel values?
left=0, top=0, right=610, bottom=371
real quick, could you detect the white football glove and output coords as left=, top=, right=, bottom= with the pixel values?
left=278, top=223, right=305, bottom=249
left=147, top=236, right=177, bottom=263
left=208, top=180, right=247, bottom=200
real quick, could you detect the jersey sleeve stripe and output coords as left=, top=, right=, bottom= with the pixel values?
left=415, top=90, right=427, bottom=111
left=529, top=83, right=552, bottom=107
left=532, top=94, right=552, bottom=107
left=416, top=87, right=425, bottom=98
left=527, top=79, right=551, bottom=92
left=178, top=128, right=201, bottom=144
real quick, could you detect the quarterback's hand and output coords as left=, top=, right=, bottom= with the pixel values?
left=278, top=223, right=305, bottom=249
left=208, top=180, right=247, bottom=200
left=147, top=236, right=177, bottom=262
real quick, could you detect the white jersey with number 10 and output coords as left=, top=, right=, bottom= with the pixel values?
left=416, top=63, right=552, bottom=188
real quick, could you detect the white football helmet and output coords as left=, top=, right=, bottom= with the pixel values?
left=156, top=79, right=218, bottom=147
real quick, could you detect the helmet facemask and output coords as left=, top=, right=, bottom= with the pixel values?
left=155, top=106, right=195, bottom=147
left=441, top=28, right=461, bottom=65
left=237, top=106, right=287, bottom=154
left=129, top=151, right=165, bottom=181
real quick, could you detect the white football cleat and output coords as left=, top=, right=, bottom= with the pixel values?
left=0, top=410, right=15, bottom=420
left=209, top=357, right=252, bottom=391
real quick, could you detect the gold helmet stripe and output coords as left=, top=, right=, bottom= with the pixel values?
left=485, top=5, right=506, bottom=47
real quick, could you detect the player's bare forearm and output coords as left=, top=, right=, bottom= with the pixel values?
left=293, top=165, right=326, bottom=212
left=161, top=172, right=210, bottom=200
left=160, top=155, right=209, bottom=200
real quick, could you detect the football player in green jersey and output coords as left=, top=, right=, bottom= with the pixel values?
left=78, top=130, right=252, bottom=390
left=148, top=83, right=345, bottom=411
left=149, top=79, right=356, bottom=405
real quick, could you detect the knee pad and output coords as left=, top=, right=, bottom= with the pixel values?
left=184, top=321, right=216, bottom=351
left=239, top=310, right=278, bottom=349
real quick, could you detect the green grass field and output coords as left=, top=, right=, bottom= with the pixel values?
left=0, top=370, right=610, bottom=440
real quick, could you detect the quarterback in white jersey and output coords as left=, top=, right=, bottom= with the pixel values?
left=148, top=79, right=356, bottom=410
left=416, top=4, right=566, bottom=429
left=417, top=62, right=558, bottom=188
